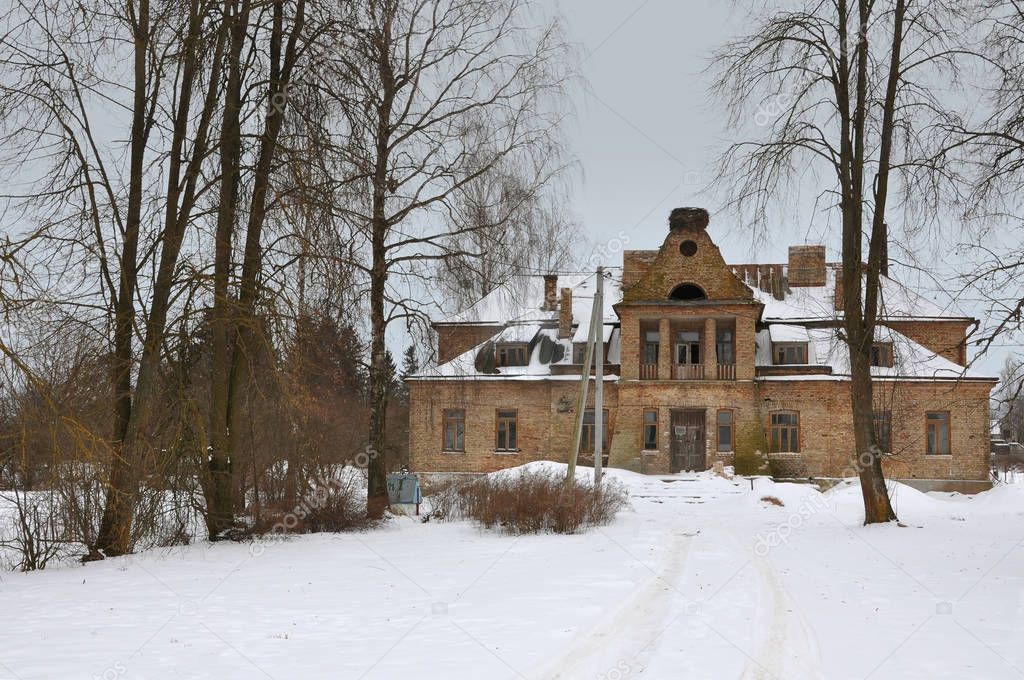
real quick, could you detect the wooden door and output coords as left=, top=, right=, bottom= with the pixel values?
left=670, top=409, right=706, bottom=472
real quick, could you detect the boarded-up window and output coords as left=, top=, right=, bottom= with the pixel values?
left=643, top=409, right=658, bottom=450
left=769, top=411, right=800, bottom=452
left=572, top=343, right=586, bottom=364
left=717, top=409, right=734, bottom=452
left=496, top=410, right=518, bottom=451
left=443, top=409, right=465, bottom=451
left=926, top=412, right=950, bottom=455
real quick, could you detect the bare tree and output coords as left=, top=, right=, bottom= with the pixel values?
left=0, top=0, right=236, bottom=554
left=205, top=0, right=311, bottom=537
left=952, top=1, right=1024, bottom=406
left=995, top=357, right=1024, bottom=442
left=437, top=159, right=579, bottom=310
left=711, top=0, right=984, bottom=522
left=320, top=0, right=574, bottom=516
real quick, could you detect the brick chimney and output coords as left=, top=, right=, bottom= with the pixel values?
left=788, top=245, right=826, bottom=287
left=542, top=274, right=558, bottom=311
left=559, top=287, right=573, bottom=338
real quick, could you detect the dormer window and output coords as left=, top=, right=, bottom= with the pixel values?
left=496, top=343, right=528, bottom=367
left=572, top=340, right=608, bottom=365
left=774, top=342, right=808, bottom=365
left=871, top=342, right=894, bottom=368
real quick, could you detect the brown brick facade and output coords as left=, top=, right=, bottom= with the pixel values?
left=621, top=219, right=752, bottom=303
left=409, top=376, right=991, bottom=482
left=412, top=210, right=995, bottom=485
left=408, top=379, right=619, bottom=474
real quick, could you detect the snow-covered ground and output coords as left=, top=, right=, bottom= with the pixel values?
left=2, top=463, right=1023, bottom=680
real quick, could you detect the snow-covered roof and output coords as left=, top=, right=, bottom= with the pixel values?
left=756, top=324, right=992, bottom=381
left=752, top=265, right=970, bottom=322
left=494, top=323, right=542, bottom=344
left=435, top=269, right=623, bottom=326
left=768, top=324, right=810, bottom=343
left=417, top=259, right=990, bottom=382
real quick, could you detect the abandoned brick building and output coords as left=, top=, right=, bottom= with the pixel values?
left=407, top=208, right=996, bottom=490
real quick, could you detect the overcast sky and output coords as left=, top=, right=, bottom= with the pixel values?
left=553, top=1, right=1014, bottom=377
left=557, top=1, right=760, bottom=260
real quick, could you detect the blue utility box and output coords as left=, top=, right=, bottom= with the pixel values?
left=386, top=472, right=422, bottom=514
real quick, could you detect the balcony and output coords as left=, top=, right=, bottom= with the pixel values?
left=672, top=363, right=704, bottom=380
left=637, top=317, right=738, bottom=381
left=638, top=362, right=737, bottom=381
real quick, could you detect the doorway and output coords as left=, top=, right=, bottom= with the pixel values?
left=670, top=409, right=706, bottom=472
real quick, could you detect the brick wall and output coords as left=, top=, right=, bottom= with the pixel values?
left=621, top=225, right=752, bottom=302
left=408, top=378, right=619, bottom=474
left=409, top=376, right=993, bottom=482
left=883, top=320, right=970, bottom=366
left=757, top=378, right=992, bottom=480
left=622, top=250, right=658, bottom=289
left=435, top=324, right=502, bottom=364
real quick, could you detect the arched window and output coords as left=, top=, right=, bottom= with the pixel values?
left=669, top=283, right=706, bottom=301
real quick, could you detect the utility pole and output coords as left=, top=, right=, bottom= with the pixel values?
left=565, top=271, right=602, bottom=492
left=594, top=266, right=604, bottom=486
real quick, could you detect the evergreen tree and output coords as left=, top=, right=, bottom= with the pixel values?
left=397, top=346, right=418, bottom=404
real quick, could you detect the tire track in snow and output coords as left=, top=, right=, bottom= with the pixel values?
left=531, top=530, right=692, bottom=680
left=739, top=553, right=823, bottom=680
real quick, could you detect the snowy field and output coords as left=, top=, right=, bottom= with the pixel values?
left=2, top=463, right=1023, bottom=680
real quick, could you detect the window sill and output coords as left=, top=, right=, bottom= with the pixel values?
left=494, top=450, right=520, bottom=455
left=641, top=448, right=659, bottom=454
left=925, top=453, right=953, bottom=457
left=442, top=450, right=466, bottom=455
left=716, top=449, right=734, bottom=454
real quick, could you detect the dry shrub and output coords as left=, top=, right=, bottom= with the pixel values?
left=450, top=469, right=628, bottom=534
left=760, top=495, right=784, bottom=507
left=246, top=471, right=377, bottom=536
left=423, top=477, right=467, bottom=521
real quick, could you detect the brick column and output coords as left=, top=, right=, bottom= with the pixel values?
left=703, top=317, right=716, bottom=380
left=658, top=317, right=671, bottom=380
left=735, top=314, right=756, bottom=380
left=619, top=310, right=638, bottom=380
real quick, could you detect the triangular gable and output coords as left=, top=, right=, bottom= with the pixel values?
left=622, top=208, right=753, bottom=303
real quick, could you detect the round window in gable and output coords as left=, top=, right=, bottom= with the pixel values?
left=680, top=240, right=698, bottom=257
